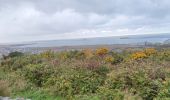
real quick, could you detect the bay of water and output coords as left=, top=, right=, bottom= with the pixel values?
left=22, top=33, right=170, bottom=47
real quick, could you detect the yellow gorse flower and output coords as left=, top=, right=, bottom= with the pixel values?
left=131, top=51, right=147, bottom=60
left=105, top=56, right=115, bottom=63
left=144, top=48, right=157, bottom=56
left=95, top=48, right=109, bottom=56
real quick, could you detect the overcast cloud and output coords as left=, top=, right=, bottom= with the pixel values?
left=0, top=0, right=170, bottom=43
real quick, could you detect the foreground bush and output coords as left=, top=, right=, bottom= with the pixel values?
left=43, top=66, right=109, bottom=98
left=23, top=63, right=54, bottom=87
left=102, top=61, right=165, bottom=100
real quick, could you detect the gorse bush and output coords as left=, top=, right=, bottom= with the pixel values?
left=0, top=47, right=169, bottom=99
left=144, top=48, right=157, bottom=56
left=95, top=48, right=109, bottom=57
left=131, top=51, right=147, bottom=60
left=131, top=48, right=158, bottom=60
left=104, top=56, right=115, bottom=64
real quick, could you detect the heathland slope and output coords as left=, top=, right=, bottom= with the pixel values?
left=0, top=47, right=170, bottom=100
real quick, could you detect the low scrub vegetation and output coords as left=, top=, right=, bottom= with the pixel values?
left=0, top=47, right=170, bottom=100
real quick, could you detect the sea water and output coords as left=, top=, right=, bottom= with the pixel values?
left=21, top=33, right=170, bottom=47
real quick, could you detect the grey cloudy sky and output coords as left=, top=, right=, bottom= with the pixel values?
left=0, top=0, right=170, bottom=43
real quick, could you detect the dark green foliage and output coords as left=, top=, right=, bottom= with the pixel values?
left=22, top=63, right=54, bottom=87
left=3, top=51, right=24, bottom=59
left=43, top=67, right=107, bottom=97
left=109, top=51, right=124, bottom=64
left=97, top=87, right=124, bottom=100
left=94, top=66, right=109, bottom=76
left=101, top=61, right=165, bottom=100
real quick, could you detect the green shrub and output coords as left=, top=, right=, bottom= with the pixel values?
left=97, top=87, right=124, bottom=100
left=44, top=67, right=106, bottom=97
left=13, top=89, right=61, bottom=100
left=94, top=66, right=110, bottom=76
left=156, top=49, right=170, bottom=61
left=3, top=51, right=23, bottom=59
left=109, top=52, right=124, bottom=64
left=1, top=54, right=43, bottom=71
left=71, top=70, right=103, bottom=94
left=23, top=63, right=54, bottom=87
left=48, top=75, right=73, bottom=97
left=102, top=61, right=165, bottom=100
left=157, top=80, right=170, bottom=99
